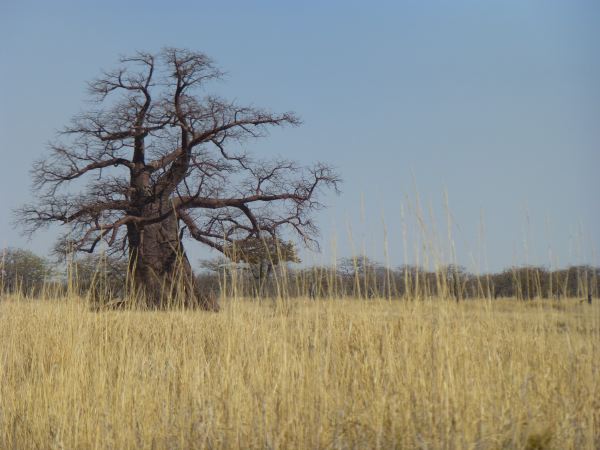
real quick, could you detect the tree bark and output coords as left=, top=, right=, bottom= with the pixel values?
left=127, top=202, right=219, bottom=310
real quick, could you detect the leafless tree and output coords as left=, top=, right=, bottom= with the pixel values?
left=16, top=48, right=339, bottom=309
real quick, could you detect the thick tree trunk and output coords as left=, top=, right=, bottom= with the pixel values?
left=126, top=203, right=219, bottom=310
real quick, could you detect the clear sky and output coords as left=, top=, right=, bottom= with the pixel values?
left=1, top=0, right=598, bottom=272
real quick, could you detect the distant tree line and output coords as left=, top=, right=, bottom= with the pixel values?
left=203, top=256, right=598, bottom=301
left=0, top=248, right=127, bottom=298
left=0, top=248, right=53, bottom=296
left=1, top=247, right=598, bottom=301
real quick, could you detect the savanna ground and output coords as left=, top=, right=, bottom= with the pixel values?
left=0, top=295, right=598, bottom=449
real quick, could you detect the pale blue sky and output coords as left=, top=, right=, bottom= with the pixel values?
left=1, top=1, right=598, bottom=272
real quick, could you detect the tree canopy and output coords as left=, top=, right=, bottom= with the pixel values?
left=15, top=48, right=340, bottom=307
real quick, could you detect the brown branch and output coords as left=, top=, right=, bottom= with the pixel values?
left=175, top=193, right=304, bottom=209
left=146, top=148, right=184, bottom=171
left=179, top=210, right=225, bottom=253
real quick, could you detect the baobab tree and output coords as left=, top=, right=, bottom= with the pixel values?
left=16, top=48, right=339, bottom=309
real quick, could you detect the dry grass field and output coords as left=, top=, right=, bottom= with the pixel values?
left=1, top=295, right=598, bottom=449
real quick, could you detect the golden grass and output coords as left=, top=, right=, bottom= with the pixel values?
left=1, top=296, right=598, bottom=449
